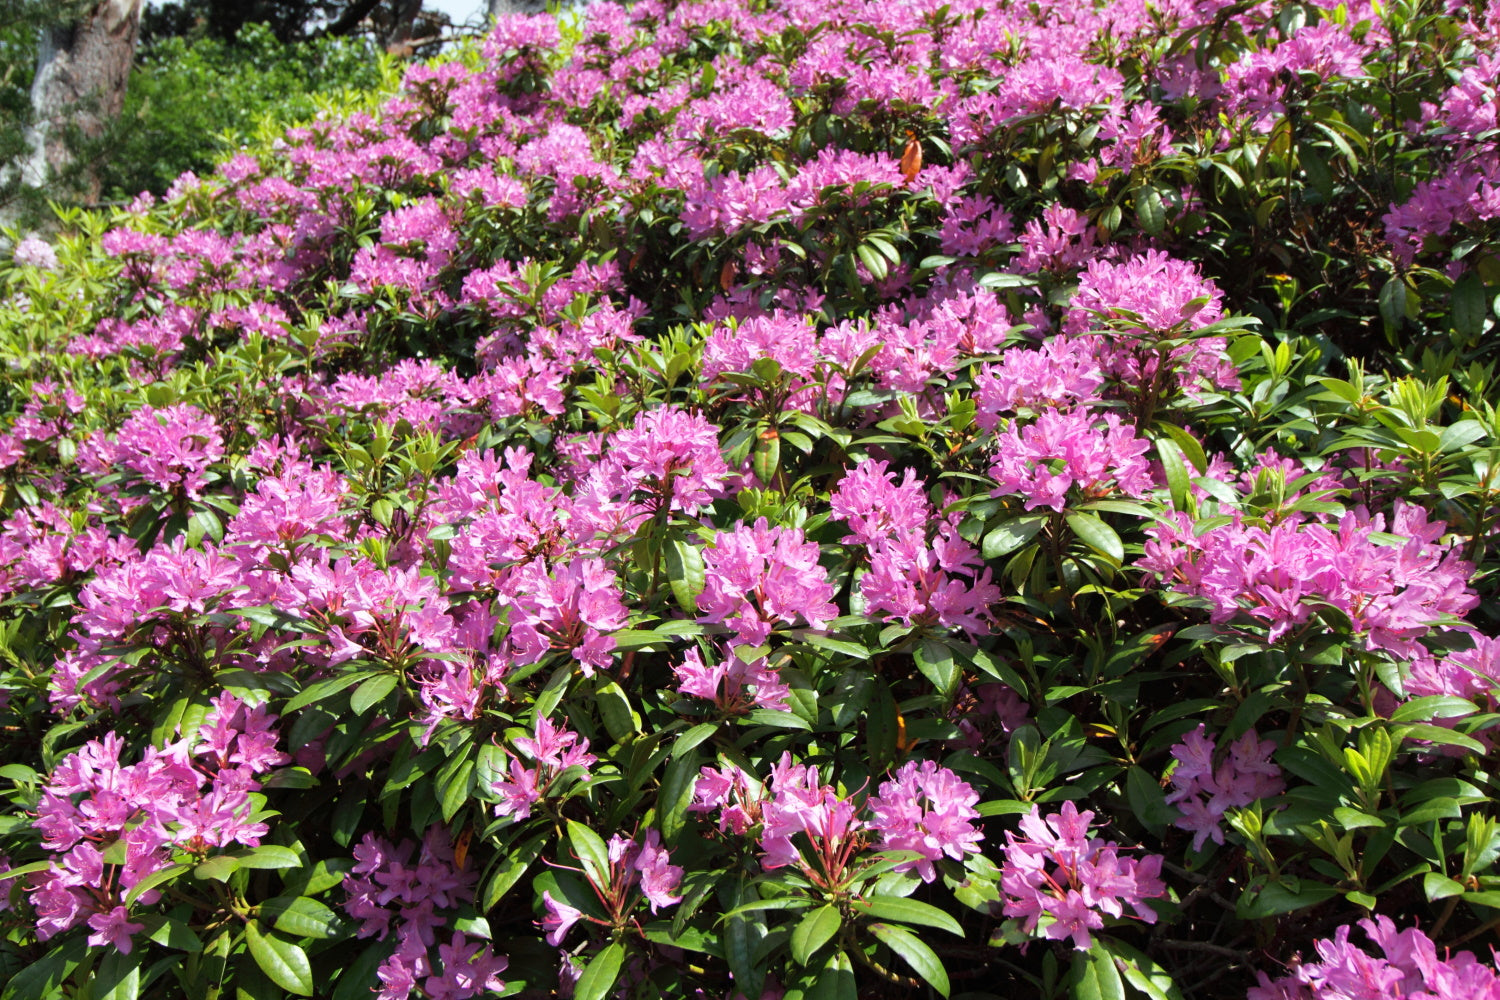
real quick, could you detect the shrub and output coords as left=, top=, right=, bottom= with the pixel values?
left=1, top=1, right=1500, bottom=999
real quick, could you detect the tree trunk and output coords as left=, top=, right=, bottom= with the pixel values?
left=20, top=0, right=145, bottom=203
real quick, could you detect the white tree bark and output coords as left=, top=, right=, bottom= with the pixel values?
left=488, top=0, right=551, bottom=19
left=20, top=0, right=145, bottom=202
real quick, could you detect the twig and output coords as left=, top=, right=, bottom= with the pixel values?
left=1158, top=938, right=1250, bottom=961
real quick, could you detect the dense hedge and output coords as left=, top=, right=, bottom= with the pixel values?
left=2, top=1, right=1500, bottom=998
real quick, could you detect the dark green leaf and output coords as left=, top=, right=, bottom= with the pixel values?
left=259, top=896, right=342, bottom=939
left=94, top=951, right=141, bottom=1000
left=574, top=942, right=625, bottom=1000
left=659, top=750, right=702, bottom=845
left=982, top=515, right=1047, bottom=559
left=666, top=538, right=707, bottom=615
left=350, top=673, right=397, bottom=716
left=1065, top=512, right=1123, bottom=563
left=481, top=834, right=545, bottom=910
left=854, top=896, right=962, bottom=936
left=791, top=905, right=841, bottom=965
left=1069, top=945, right=1125, bottom=1000
left=868, top=923, right=948, bottom=997
left=568, top=820, right=612, bottom=890
left=244, top=921, right=313, bottom=996
left=1136, top=185, right=1165, bottom=235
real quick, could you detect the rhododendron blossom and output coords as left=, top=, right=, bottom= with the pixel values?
left=1000, top=802, right=1167, bottom=950
left=1166, top=725, right=1284, bottom=850
left=989, top=409, right=1154, bottom=512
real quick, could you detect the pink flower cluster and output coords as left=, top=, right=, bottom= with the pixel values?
left=541, top=829, right=684, bottom=946
left=989, top=409, right=1154, bottom=512
left=1140, top=503, right=1478, bottom=658
left=675, top=644, right=791, bottom=714
left=697, top=519, right=838, bottom=646
left=1249, top=915, right=1500, bottom=1000
left=31, top=695, right=287, bottom=947
left=76, top=404, right=226, bottom=507
left=492, top=716, right=598, bottom=822
left=691, top=754, right=983, bottom=884
left=1000, top=802, right=1166, bottom=951
left=343, top=827, right=507, bottom=1000
left=1166, top=725, right=1284, bottom=851
left=1065, top=251, right=1239, bottom=407
left=832, top=460, right=1000, bottom=635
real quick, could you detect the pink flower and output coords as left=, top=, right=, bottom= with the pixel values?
left=86, top=905, right=145, bottom=954
left=631, top=830, right=684, bottom=912
left=989, top=409, right=1154, bottom=512
left=541, top=890, right=584, bottom=947
left=1165, top=726, right=1285, bottom=851
left=674, top=645, right=791, bottom=713
left=1001, top=802, right=1166, bottom=951
left=1249, top=916, right=1500, bottom=1000
left=867, top=760, right=983, bottom=882
left=595, top=406, right=731, bottom=518
left=698, top=519, right=838, bottom=646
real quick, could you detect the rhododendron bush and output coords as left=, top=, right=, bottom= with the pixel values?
left=5, top=0, right=1500, bottom=997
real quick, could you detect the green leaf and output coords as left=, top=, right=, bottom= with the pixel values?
left=1237, top=879, right=1339, bottom=919
left=659, top=750, right=702, bottom=845
left=1126, top=766, right=1174, bottom=834
left=259, top=896, right=342, bottom=939
left=594, top=679, right=639, bottom=741
left=1065, top=512, right=1123, bottom=563
left=282, top=671, right=368, bottom=714
left=568, top=820, right=612, bottom=890
left=753, top=431, right=781, bottom=487
left=854, top=896, right=962, bottom=936
left=534, top=663, right=573, bottom=721
left=914, top=639, right=959, bottom=698
left=124, top=862, right=192, bottom=906
left=575, top=943, right=625, bottom=1000
left=437, top=757, right=476, bottom=823
left=141, top=914, right=203, bottom=953
left=866, top=678, right=899, bottom=772
left=1379, top=276, right=1408, bottom=330
left=803, top=950, right=858, bottom=1000
left=666, top=538, right=707, bottom=615
left=1394, top=723, right=1486, bottom=754
left=1069, top=944, right=1126, bottom=1000
left=982, top=515, right=1047, bottom=559
left=350, top=673, right=397, bottom=716
left=1424, top=872, right=1466, bottom=901
left=791, top=905, right=842, bottom=965
left=0, top=860, right=51, bottom=884
left=244, top=921, right=314, bottom=996
left=1136, top=184, right=1165, bottom=235
left=1390, top=695, right=1478, bottom=723
left=1452, top=273, right=1488, bottom=343
left=1156, top=438, right=1190, bottom=510
left=95, top=951, right=141, bottom=1000
left=237, top=845, right=302, bottom=870
left=194, top=854, right=241, bottom=882
left=977, top=272, right=1036, bottom=290
left=481, top=834, right=545, bottom=910
left=671, top=721, right=721, bottom=758
left=744, top=708, right=812, bottom=730
left=1101, top=939, right=1183, bottom=1000
left=1154, top=423, right=1207, bottom=473
left=856, top=241, right=888, bottom=282
left=725, top=882, right=767, bottom=1000
left=0, top=936, right=84, bottom=1000
left=868, top=923, right=948, bottom=997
